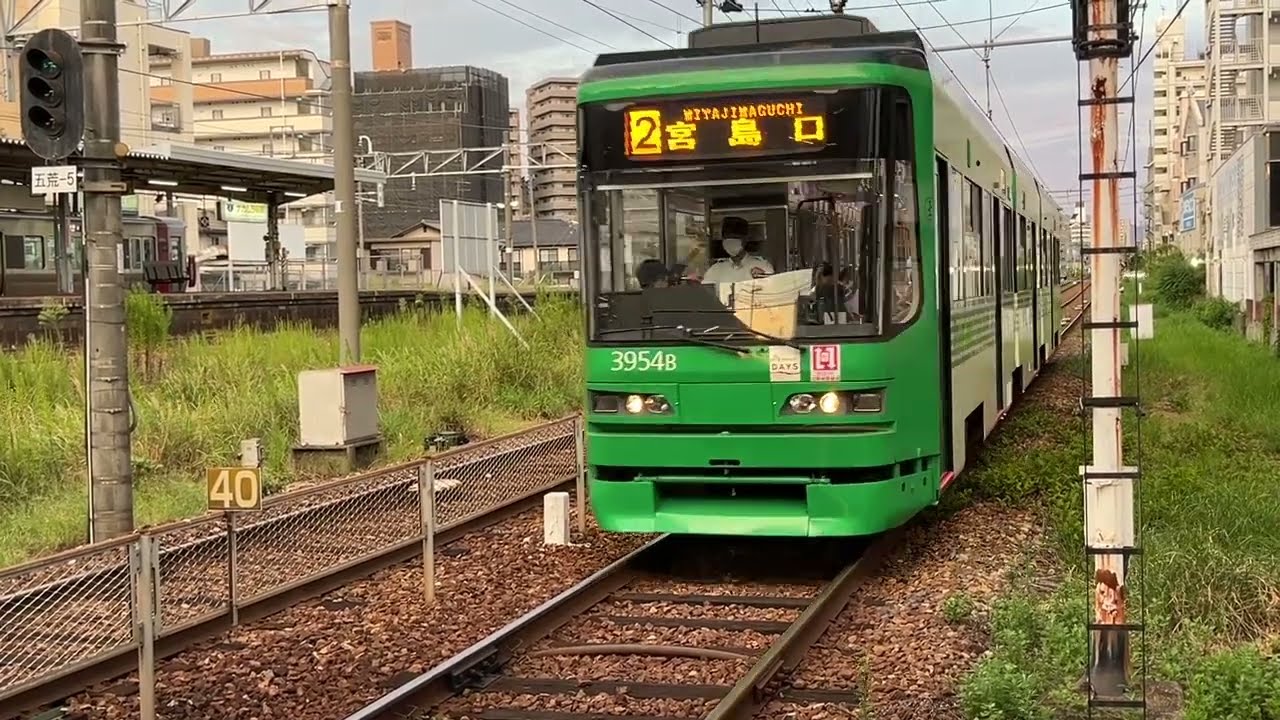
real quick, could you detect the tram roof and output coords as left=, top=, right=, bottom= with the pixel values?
left=0, top=138, right=385, bottom=203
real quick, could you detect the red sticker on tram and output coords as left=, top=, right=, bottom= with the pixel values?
left=810, top=344, right=841, bottom=381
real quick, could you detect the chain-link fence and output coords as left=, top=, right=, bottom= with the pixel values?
left=0, top=416, right=586, bottom=717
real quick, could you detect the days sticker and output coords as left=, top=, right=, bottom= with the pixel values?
left=768, top=345, right=801, bottom=382
left=810, top=344, right=841, bottom=381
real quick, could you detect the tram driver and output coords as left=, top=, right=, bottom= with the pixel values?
left=701, top=216, right=774, bottom=284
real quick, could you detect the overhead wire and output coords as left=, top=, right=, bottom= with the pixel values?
left=889, top=2, right=987, bottom=135
left=577, top=0, right=675, bottom=47
left=992, top=0, right=1045, bottom=41
left=1119, top=1, right=1148, bottom=173
left=489, top=0, right=616, bottom=49
left=923, top=0, right=1056, bottom=180
left=466, top=0, right=597, bottom=53
left=991, top=74, right=1045, bottom=180
left=641, top=0, right=701, bottom=25
left=1118, top=0, right=1192, bottom=93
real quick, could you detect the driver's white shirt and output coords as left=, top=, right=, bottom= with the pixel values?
left=701, top=255, right=774, bottom=284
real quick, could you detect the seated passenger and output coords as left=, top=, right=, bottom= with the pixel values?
left=702, top=216, right=773, bottom=284
left=635, top=258, right=669, bottom=289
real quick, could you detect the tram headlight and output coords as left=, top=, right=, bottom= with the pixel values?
left=643, top=394, right=671, bottom=414
left=818, top=391, right=842, bottom=414
left=590, top=391, right=673, bottom=416
left=783, top=389, right=885, bottom=416
left=624, top=394, right=645, bottom=414
left=787, top=393, right=816, bottom=413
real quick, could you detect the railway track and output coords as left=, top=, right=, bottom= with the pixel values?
left=344, top=531, right=903, bottom=720
left=1062, top=279, right=1091, bottom=329
left=0, top=418, right=580, bottom=717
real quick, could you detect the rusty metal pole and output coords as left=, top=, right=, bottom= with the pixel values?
left=1082, top=0, right=1135, bottom=698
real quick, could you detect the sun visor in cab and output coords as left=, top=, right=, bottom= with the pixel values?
left=687, top=14, right=879, bottom=48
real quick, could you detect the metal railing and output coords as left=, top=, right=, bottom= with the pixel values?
left=0, top=416, right=586, bottom=718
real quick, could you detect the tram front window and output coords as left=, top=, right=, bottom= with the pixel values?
left=586, top=165, right=919, bottom=343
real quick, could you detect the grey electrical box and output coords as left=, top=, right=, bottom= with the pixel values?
left=297, top=366, right=380, bottom=447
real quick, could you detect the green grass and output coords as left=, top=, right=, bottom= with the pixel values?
left=952, top=309, right=1280, bottom=718
left=0, top=292, right=585, bottom=567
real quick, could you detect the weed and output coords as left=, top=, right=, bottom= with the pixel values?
left=959, top=309, right=1280, bottom=718
left=0, top=295, right=585, bottom=565
left=942, top=591, right=977, bottom=625
left=1183, top=644, right=1280, bottom=720
left=960, top=658, right=1044, bottom=720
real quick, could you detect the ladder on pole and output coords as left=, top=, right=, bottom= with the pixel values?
left=1068, top=0, right=1147, bottom=717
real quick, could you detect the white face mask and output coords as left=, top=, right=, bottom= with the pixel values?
left=722, top=237, right=744, bottom=257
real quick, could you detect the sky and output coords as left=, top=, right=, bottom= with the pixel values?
left=169, top=0, right=1202, bottom=225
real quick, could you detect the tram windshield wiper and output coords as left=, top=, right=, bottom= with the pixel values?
left=691, top=325, right=802, bottom=350
left=596, top=325, right=748, bottom=355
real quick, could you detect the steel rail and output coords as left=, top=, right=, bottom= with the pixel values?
left=344, top=527, right=907, bottom=720
left=0, top=418, right=580, bottom=718
left=706, top=526, right=905, bottom=720
left=341, top=535, right=670, bottom=720
left=2, top=477, right=574, bottom=718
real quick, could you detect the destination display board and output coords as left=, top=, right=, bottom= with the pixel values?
left=621, top=95, right=829, bottom=162
left=580, top=87, right=892, bottom=173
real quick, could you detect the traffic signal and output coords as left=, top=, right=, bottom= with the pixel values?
left=19, top=28, right=84, bottom=161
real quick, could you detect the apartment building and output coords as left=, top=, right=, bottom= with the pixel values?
left=148, top=40, right=334, bottom=254
left=1204, top=0, right=1276, bottom=169
left=507, top=108, right=528, bottom=218
left=150, top=41, right=331, bottom=159
left=526, top=77, right=578, bottom=221
left=1148, top=14, right=1207, bottom=247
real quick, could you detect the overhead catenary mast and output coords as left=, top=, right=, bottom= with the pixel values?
left=1068, top=0, right=1146, bottom=715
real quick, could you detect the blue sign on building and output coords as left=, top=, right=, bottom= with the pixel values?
left=1180, top=190, right=1196, bottom=232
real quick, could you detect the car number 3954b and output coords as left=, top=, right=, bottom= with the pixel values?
left=610, top=350, right=677, bottom=371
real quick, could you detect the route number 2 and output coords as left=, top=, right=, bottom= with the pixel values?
left=207, top=467, right=263, bottom=511
left=610, top=349, right=677, bottom=372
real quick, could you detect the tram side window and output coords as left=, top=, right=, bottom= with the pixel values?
left=962, top=180, right=972, bottom=301
left=891, top=158, right=920, bottom=324
left=964, top=180, right=983, bottom=299
left=949, top=167, right=964, bottom=302
left=1018, top=219, right=1030, bottom=292
left=1031, top=222, right=1041, bottom=289
left=980, top=188, right=993, bottom=297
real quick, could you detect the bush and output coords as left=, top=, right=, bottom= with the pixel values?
left=125, top=288, right=173, bottom=379
left=1148, top=252, right=1205, bottom=310
left=961, top=658, right=1044, bottom=720
left=1184, top=644, right=1280, bottom=720
left=1192, top=297, right=1239, bottom=332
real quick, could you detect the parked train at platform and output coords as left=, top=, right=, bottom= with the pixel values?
left=577, top=13, right=1071, bottom=537
left=0, top=212, right=188, bottom=297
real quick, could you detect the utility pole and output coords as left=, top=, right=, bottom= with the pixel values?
left=702, top=0, right=713, bottom=27
left=529, top=178, right=539, bottom=281
left=81, top=0, right=133, bottom=541
left=1070, top=0, right=1143, bottom=712
left=984, top=0, right=993, bottom=120
left=329, top=0, right=360, bottom=363
left=503, top=162, right=514, bottom=276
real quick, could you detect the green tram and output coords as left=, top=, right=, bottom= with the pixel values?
left=577, top=14, right=1069, bottom=537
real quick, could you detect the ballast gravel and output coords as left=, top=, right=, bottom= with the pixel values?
left=62, top=510, right=655, bottom=720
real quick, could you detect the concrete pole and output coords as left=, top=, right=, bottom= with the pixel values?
left=703, top=0, right=713, bottom=27
left=529, top=177, right=539, bottom=282
left=81, top=0, right=133, bottom=541
left=329, top=0, right=360, bottom=363
left=1083, top=0, right=1134, bottom=695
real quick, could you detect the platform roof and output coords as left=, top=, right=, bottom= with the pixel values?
left=0, top=138, right=385, bottom=204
